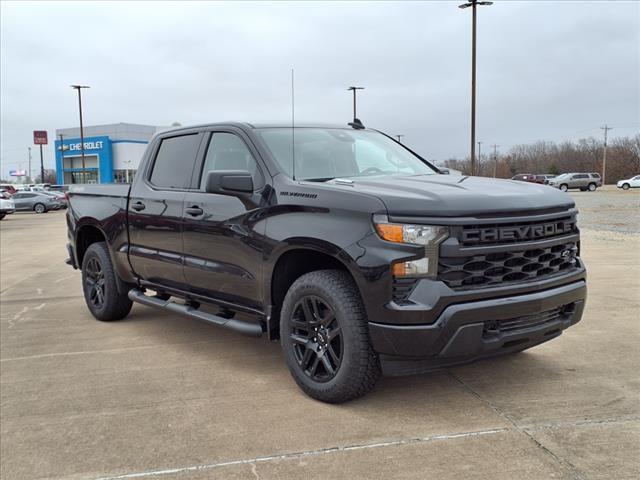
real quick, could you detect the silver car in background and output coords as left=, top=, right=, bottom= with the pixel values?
left=11, top=191, right=61, bottom=213
left=548, top=173, right=602, bottom=192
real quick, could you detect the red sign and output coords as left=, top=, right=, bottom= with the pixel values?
left=33, top=130, right=48, bottom=145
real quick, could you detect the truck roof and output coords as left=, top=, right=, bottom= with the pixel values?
left=158, top=122, right=362, bottom=135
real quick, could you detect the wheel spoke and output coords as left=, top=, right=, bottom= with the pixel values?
left=301, top=299, right=315, bottom=323
left=308, top=355, right=321, bottom=376
left=327, top=325, right=341, bottom=340
left=299, top=348, right=314, bottom=370
left=327, top=344, right=340, bottom=365
left=290, top=333, right=310, bottom=347
left=320, top=353, right=335, bottom=376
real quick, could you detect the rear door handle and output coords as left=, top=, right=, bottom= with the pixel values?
left=185, top=206, right=204, bottom=217
left=131, top=201, right=146, bottom=212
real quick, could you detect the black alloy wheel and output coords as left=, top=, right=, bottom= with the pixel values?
left=290, top=295, right=343, bottom=382
left=84, top=257, right=105, bottom=309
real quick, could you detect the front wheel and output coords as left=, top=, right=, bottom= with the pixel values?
left=81, top=242, right=133, bottom=321
left=0, top=213, right=5, bottom=220
left=560, top=184, right=569, bottom=192
left=33, top=203, right=46, bottom=214
left=588, top=183, right=597, bottom=191
left=622, top=183, right=630, bottom=190
left=280, top=270, right=380, bottom=403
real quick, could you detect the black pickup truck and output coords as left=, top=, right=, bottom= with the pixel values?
left=66, top=122, right=587, bottom=403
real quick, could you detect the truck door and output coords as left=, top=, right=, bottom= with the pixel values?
left=127, top=132, right=203, bottom=290
left=181, top=129, right=267, bottom=311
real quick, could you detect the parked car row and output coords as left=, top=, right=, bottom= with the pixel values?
left=0, top=185, right=70, bottom=219
left=511, top=174, right=555, bottom=184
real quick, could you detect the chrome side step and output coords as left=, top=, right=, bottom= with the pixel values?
left=128, top=288, right=263, bottom=337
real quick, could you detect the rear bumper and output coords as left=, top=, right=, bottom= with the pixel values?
left=370, top=280, right=586, bottom=376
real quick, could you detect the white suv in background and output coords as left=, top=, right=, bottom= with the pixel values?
left=0, top=195, right=15, bottom=220
left=616, top=175, right=640, bottom=190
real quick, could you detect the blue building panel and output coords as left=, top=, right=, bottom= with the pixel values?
left=55, top=135, right=112, bottom=184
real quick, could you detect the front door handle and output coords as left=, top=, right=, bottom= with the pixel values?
left=131, top=201, right=146, bottom=212
left=185, top=206, right=204, bottom=217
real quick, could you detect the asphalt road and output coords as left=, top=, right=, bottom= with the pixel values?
left=1, top=188, right=639, bottom=480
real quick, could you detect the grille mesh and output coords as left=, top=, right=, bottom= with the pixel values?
left=439, top=242, right=578, bottom=290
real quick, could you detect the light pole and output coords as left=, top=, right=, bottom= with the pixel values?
left=28, top=147, right=32, bottom=183
left=458, top=0, right=493, bottom=176
left=70, top=85, right=90, bottom=183
left=477, top=141, right=483, bottom=175
left=347, top=86, right=364, bottom=122
left=395, top=134, right=405, bottom=143
left=600, top=125, right=612, bottom=184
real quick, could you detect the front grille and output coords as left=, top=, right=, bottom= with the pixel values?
left=392, top=277, right=418, bottom=305
left=439, top=242, right=578, bottom=290
left=483, top=304, right=574, bottom=337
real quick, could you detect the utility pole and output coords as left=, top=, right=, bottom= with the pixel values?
left=477, top=141, right=483, bottom=175
left=395, top=134, right=404, bottom=143
left=458, top=0, right=493, bottom=176
left=71, top=85, right=90, bottom=183
left=28, top=147, right=32, bottom=182
left=39, top=144, right=44, bottom=183
left=600, top=125, right=612, bottom=184
left=347, top=86, right=364, bottom=122
left=59, top=133, right=64, bottom=181
left=491, top=144, right=499, bottom=177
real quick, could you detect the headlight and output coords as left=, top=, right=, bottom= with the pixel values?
left=374, top=221, right=448, bottom=277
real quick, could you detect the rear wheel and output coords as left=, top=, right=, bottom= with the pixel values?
left=33, top=203, right=46, bottom=214
left=280, top=270, right=380, bottom=403
left=0, top=214, right=5, bottom=220
left=560, top=184, right=569, bottom=192
left=622, top=183, right=630, bottom=190
left=82, top=242, right=133, bottom=321
left=588, top=183, right=597, bottom=191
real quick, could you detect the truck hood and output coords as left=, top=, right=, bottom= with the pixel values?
left=328, top=175, right=575, bottom=217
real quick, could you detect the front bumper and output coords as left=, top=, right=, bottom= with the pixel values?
left=370, top=280, right=586, bottom=376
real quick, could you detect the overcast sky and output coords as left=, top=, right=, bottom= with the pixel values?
left=1, top=0, right=638, bottom=177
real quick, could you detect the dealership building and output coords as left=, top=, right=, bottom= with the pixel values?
left=55, top=123, right=167, bottom=184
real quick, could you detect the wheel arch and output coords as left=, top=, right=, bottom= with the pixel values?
left=267, top=242, right=365, bottom=339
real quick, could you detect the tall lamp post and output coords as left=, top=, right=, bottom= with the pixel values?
left=70, top=85, right=90, bottom=183
left=458, top=0, right=493, bottom=176
left=347, top=86, right=364, bottom=122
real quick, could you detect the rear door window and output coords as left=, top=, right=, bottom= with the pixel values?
left=149, top=134, right=201, bottom=189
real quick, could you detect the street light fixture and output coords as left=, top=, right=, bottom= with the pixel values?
left=347, top=86, right=364, bottom=122
left=70, top=85, right=90, bottom=183
left=458, top=0, right=493, bottom=176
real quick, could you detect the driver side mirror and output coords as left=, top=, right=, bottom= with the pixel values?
left=439, top=168, right=450, bottom=175
left=205, top=170, right=254, bottom=195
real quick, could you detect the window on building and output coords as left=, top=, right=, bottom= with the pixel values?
left=149, top=134, right=201, bottom=189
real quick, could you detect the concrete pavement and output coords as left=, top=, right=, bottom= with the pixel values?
left=1, top=191, right=639, bottom=479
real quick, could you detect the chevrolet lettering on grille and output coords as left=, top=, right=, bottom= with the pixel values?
left=462, top=221, right=575, bottom=244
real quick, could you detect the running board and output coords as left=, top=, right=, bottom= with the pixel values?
left=128, top=289, right=263, bottom=337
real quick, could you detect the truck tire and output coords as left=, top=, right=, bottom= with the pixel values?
left=33, top=203, right=46, bottom=214
left=588, top=183, right=597, bottom=191
left=0, top=214, right=5, bottom=220
left=280, top=269, right=380, bottom=403
left=622, top=183, right=630, bottom=190
left=81, top=242, right=133, bottom=321
left=559, top=184, right=569, bottom=192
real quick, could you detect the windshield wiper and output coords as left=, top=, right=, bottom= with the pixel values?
left=303, top=177, right=335, bottom=182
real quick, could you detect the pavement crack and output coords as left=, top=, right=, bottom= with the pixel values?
left=447, top=370, right=586, bottom=480
left=90, top=427, right=509, bottom=479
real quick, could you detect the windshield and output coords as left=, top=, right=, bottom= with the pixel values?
left=256, top=128, right=438, bottom=180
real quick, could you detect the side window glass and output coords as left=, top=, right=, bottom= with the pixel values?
left=149, top=134, right=200, bottom=189
left=199, top=132, right=263, bottom=189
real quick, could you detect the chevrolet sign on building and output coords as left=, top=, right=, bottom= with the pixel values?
left=55, top=123, right=166, bottom=184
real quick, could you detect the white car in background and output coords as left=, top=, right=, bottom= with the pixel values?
left=616, top=175, right=640, bottom=190
left=0, top=196, right=15, bottom=220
